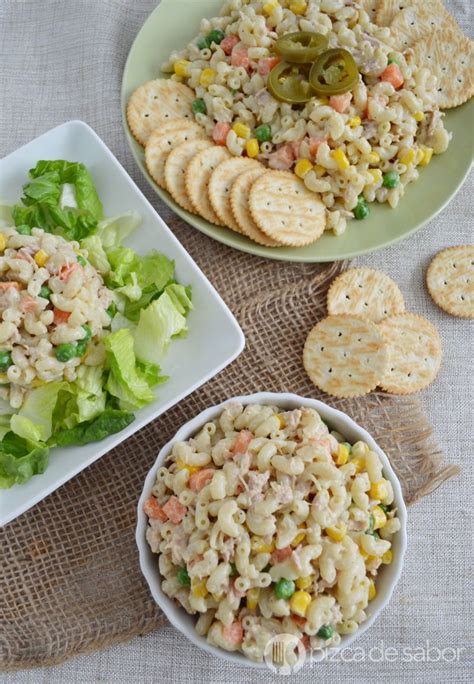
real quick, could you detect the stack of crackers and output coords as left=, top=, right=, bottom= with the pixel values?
left=364, top=0, right=473, bottom=108
left=303, top=267, right=443, bottom=397
left=127, top=80, right=326, bottom=248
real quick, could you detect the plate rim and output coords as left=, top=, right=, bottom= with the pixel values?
left=0, top=119, right=245, bottom=527
left=120, top=0, right=473, bottom=263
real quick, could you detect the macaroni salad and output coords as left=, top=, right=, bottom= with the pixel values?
left=163, top=0, right=450, bottom=235
left=144, top=402, right=400, bottom=661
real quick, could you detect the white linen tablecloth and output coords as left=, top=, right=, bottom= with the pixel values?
left=0, top=1, right=472, bottom=682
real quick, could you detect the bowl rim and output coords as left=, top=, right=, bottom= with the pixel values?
left=136, top=392, right=408, bottom=669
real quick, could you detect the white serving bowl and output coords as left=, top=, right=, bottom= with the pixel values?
left=136, top=392, right=407, bottom=669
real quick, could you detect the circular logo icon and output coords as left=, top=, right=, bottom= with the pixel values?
left=264, top=633, right=306, bottom=675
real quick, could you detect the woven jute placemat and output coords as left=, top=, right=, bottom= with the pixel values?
left=0, top=221, right=459, bottom=671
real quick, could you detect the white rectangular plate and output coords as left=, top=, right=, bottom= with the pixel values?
left=0, top=120, right=245, bottom=526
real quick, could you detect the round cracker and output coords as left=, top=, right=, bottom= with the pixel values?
left=209, top=158, right=263, bottom=233
left=426, top=246, right=474, bottom=319
left=249, top=171, right=326, bottom=247
left=303, top=315, right=388, bottom=398
left=127, top=79, right=195, bottom=146
left=145, top=120, right=206, bottom=189
left=327, top=267, right=405, bottom=323
left=164, top=139, right=212, bottom=213
left=390, top=1, right=457, bottom=51
left=378, top=313, right=442, bottom=395
left=230, top=168, right=281, bottom=247
left=185, top=146, right=231, bottom=226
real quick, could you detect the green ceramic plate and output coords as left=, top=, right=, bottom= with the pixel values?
left=121, top=0, right=473, bottom=262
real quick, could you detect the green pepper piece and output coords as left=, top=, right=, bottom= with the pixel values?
left=268, top=61, right=313, bottom=104
left=309, top=48, right=359, bottom=96
left=275, top=31, right=328, bottom=64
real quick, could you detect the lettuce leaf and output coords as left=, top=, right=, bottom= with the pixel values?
left=11, top=381, right=65, bottom=442
left=0, top=433, right=49, bottom=489
left=96, top=212, right=141, bottom=249
left=80, top=235, right=110, bottom=274
left=48, top=409, right=134, bottom=448
left=75, top=366, right=107, bottom=423
left=0, top=205, right=13, bottom=228
left=104, top=329, right=158, bottom=409
left=133, top=288, right=189, bottom=365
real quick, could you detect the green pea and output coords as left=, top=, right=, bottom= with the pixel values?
left=274, top=578, right=295, bottom=600
left=230, top=562, right=238, bottom=576
left=177, top=567, right=191, bottom=587
left=192, top=98, right=207, bottom=114
left=354, top=196, right=369, bottom=220
left=207, top=29, right=225, bottom=46
left=16, top=224, right=32, bottom=235
left=107, top=302, right=117, bottom=319
left=75, top=340, right=88, bottom=357
left=255, top=124, right=272, bottom=143
left=81, top=324, right=92, bottom=341
left=197, top=37, right=209, bottom=50
left=39, top=285, right=52, bottom=299
left=55, top=343, right=77, bottom=362
left=317, top=625, right=335, bottom=640
left=77, top=255, right=87, bottom=267
left=383, top=170, right=400, bottom=189
left=0, top=350, right=12, bottom=372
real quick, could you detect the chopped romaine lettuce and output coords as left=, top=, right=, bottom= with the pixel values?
left=133, top=288, right=189, bottom=364
left=0, top=433, right=49, bottom=488
left=96, top=211, right=141, bottom=249
left=80, top=235, right=110, bottom=274
left=48, top=409, right=135, bottom=448
left=11, top=381, right=65, bottom=441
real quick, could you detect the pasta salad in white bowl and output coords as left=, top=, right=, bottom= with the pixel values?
left=136, top=392, right=407, bottom=668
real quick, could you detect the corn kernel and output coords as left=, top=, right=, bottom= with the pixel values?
left=348, top=116, right=361, bottom=128
left=233, top=122, right=251, bottom=139
left=359, top=547, right=369, bottom=559
left=332, top=148, right=350, bottom=170
left=414, top=110, right=425, bottom=122
left=418, top=145, right=433, bottom=167
left=317, top=96, right=329, bottom=105
left=296, top=576, right=312, bottom=590
left=294, top=158, right=313, bottom=179
left=326, top=522, right=347, bottom=542
left=176, top=457, right=200, bottom=475
left=368, top=579, right=377, bottom=601
left=191, top=579, right=208, bottom=598
left=367, top=168, right=382, bottom=185
left=0, top=373, right=8, bottom=383
left=263, top=1, right=279, bottom=16
left=0, top=234, right=6, bottom=254
left=251, top=536, right=274, bottom=554
left=368, top=151, right=380, bottom=164
left=200, top=68, right=216, bottom=88
left=414, top=148, right=425, bottom=164
left=336, top=443, right=349, bottom=466
left=34, top=250, right=49, bottom=267
left=246, top=587, right=260, bottom=609
left=372, top=505, right=387, bottom=530
left=290, top=590, right=312, bottom=617
left=350, top=456, right=365, bottom=473
left=381, top=550, right=393, bottom=564
left=399, top=148, right=415, bottom=165
left=276, top=413, right=286, bottom=429
left=291, top=531, right=306, bottom=548
left=369, top=480, right=389, bottom=501
left=290, top=0, right=307, bottom=15
left=174, top=59, right=191, bottom=77
left=246, top=138, right=260, bottom=158
left=314, top=164, right=326, bottom=175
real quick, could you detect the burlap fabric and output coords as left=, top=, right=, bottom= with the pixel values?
left=0, top=221, right=459, bottom=671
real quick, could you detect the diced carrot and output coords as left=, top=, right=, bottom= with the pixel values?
left=258, top=56, right=281, bottom=76
left=231, top=48, right=250, bottom=70
left=290, top=141, right=302, bottom=158
left=212, top=122, right=232, bottom=145
left=162, top=495, right=186, bottom=523
left=301, top=634, right=311, bottom=650
left=380, top=63, right=404, bottom=89
left=21, top=295, right=37, bottom=312
left=236, top=482, right=245, bottom=494
left=53, top=307, right=71, bottom=325
left=143, top=496, right=167, bottom=521
left=292, top=615, right=307, bottom=628
left=309, top=137, right=326, bottom=158
left=232, top=430, right=253, bottom=456
left=59, top=262, right=82, bottom=281
left=188, top=468, right=215, bottom=493
left=0, top=281, right=21, bottom=291
left=221, top=34, right=239, bottom=55
left=271, top=546, right=293, bottom=564
left=222, top=621, right=244, bottom=645
left=329, top=92, right=352, bottom=113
